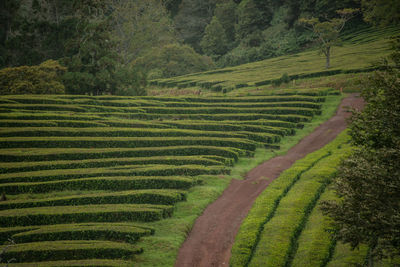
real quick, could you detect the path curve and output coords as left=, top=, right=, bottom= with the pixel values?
left=175, top=94, right=364, bottom=267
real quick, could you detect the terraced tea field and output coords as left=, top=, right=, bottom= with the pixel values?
left=0, top=92, right=330, bottom=266
left=151, top=27, right=399, bottom=94
left=231, top=131, right=399, bottom=267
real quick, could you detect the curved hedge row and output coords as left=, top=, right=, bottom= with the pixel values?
left=0, top=204, right=174, bottom=227
left=0, top=137, right=258, bottom=151
left=0, top=146, right=240, bottom=162
left=0, top=156, right=224, bottom=174
left=0, top=92, right=328, bottom=264
left=12, top=223, right=154, bottom=244
left=0, top=176, right=197, bottom=194
left=3, top=241, right=143, bottom=262
left=230, top=132, right=352, bottom=267
left=0, top=189, right=186, bottom=210
left=0, top=165, right=226, bottom=184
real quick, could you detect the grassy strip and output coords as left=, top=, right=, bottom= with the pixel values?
left=12, top=222, right=154, bottom=243
left=0, top=146, right=240, bottom=162
left=0, top=176, right=196, bottom=195
left=0, top=165, right=226, bottom=184
left=0, top=136, right=258, bottom=151
left=2, top=240, right=142, bottom=262
left=0, top=189, right=186, bottom=210
left=0, top=204, right=173, bottom=227
left=0, top=156, right=225, bottom=174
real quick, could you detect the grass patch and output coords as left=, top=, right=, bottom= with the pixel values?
left=133, top=174, right=232, bottom=266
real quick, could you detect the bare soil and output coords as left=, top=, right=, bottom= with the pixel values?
left=175, top=94, right=364, bottom=267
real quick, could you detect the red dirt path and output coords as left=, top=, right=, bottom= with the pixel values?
left=175, top=94, right=364, bottom=267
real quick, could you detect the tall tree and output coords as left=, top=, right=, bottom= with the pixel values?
left=201, top=16, right=229, bottom=57
left=173, top=0, right=218, bottom=52
left=235, top=0, right=264, bottom=47
left=214, top=0, right=237, bottom=45
left=300, top=8, right=358, bottom=69
left=361, top=0, right=400, bottom=26
left=111, top=0, right=177, bottom=65
left=322, top=36, right=400, bottom=266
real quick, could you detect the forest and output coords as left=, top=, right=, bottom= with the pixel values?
left=1, top=0, right=399, bottom=96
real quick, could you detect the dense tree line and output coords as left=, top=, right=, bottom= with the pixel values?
left=1, top=0, right=399, bottom=95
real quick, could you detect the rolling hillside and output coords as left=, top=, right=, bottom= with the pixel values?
left=151, top=27, right=399, bottom=94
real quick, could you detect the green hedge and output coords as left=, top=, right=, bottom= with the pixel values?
left=0, top=104, right=87, bottom=113
left=0, top=120, right=58, bottom=127
left=8, top=259, right=133, bottom=266
left=0, top=156, right=223, bottom=174
left=162, top=101, right=322, bottom=109
left=160, top=121, right=293, bottom=136
left=0, top=114, right=101, bottom=122
left=0, top=137, right=257, bottom=151
left=291, top=188, right=337, bottom=267
left=179, top=95, right=325, bottom=103
left=3, top=240, right=142, bottom=262
left=230, top=132, right=351, bottom=267
left=0, top=189, right=186, bottom=210
left=121, top=112, right=311, bottom=123
left=0, top=146, right=240, bottom=162
left=0, top=127, right=246, bottom=140
left=12, top=223, right=154, bottom=244
left=0, top=165, right=226, bottom=184
left=0, top=204, right=174, bottom=227
left=0, top=176, right=196, bottom=194
left=140, top=106, right=318, bottom=117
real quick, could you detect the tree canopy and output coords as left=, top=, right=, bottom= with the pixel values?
left=322, top=36, right=400, bottom=265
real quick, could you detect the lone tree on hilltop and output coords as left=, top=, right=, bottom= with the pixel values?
left=300, top=9, right=359, bottom=69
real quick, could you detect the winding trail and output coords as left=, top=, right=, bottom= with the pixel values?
left=175, top=94, right=364, bottom=267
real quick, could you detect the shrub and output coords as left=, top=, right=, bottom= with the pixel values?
left=0, top=60, right=66, bottom=95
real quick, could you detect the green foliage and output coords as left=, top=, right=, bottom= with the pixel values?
left=361, top=0, right=400, bottom=26
left=300, top=9, right=359, bottom=69
left=3, top=240, right=142, bottom=262
left=135, top=44, right=214, bottom=79
left=201, top=16, right=229, bottom=57
left=230, top=132, right=351, bottom=267
left=0, top=60, right=66, bottom=95
left=322, top=38, right=400, bottom=264
left=0, top=92, right=332, bottom=265
left=235, top=0, right=264, bottom=47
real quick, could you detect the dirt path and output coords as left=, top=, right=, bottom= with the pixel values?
left=175, top=94, right=364, bottom=267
